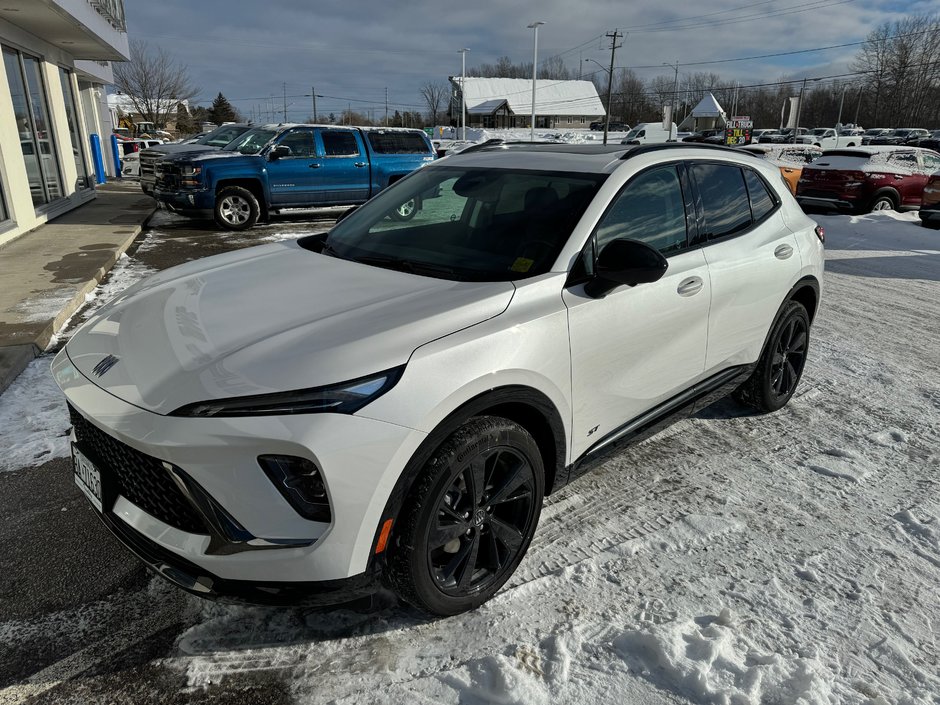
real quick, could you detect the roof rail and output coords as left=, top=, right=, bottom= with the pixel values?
left=621, top=142, right=760, bottom=160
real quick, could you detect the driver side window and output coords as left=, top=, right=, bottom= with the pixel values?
left=595, top=166, right=688, bottom=256
left=276, top=129, right=316, bottom=158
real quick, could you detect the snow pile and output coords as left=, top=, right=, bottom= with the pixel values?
left=0, top=357, right=71, bottom=471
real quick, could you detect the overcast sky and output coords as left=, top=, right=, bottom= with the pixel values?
left=125, top=0, right=935, bottom=122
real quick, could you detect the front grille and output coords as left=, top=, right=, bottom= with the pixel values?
left=139, top=152, right=159, bottom=177
left=154, top=163, right=181, bottom=189
left=69, top=405, right=207, bottom=534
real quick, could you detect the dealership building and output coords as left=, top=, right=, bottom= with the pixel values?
left=0, top=0, right=128, bottom=248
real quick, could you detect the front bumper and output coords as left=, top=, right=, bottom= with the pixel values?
left=796, top=195, right=859, bottom=211
left=153, top=186, right=215, bottom=218
left=99, top=505, right=378, bottom=605
left=53, top=349, right=427, bottom=587
left=919, top=207, right=940, bottom=224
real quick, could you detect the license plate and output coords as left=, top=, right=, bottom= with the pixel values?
left=73, top=446, right=103, bottom=513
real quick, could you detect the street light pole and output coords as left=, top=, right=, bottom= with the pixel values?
left=458, top=48, right=469, bottom=140
left=667, top=61, right=679, bottom=142
left=527, top=22, right=544, bottom=141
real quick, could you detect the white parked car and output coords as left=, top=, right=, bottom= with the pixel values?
left=119, top=138, right=164, bottom=178
left=55, top=143, right=825, bottom=615
left=795, top=128, right=860, bottom=149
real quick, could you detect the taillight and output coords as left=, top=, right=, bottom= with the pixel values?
left=814, top=225, right=825, bottom=244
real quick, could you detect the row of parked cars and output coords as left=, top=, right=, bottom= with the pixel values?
left=736, top=142, right=940, bottom=227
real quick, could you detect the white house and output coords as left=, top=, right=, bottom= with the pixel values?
left=0, top=0, right=129, bottom=247
left=451, top=77, right=604, bottom=129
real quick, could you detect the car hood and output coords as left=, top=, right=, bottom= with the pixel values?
left=141, top=144, right=221, bottom=157
left=65, top=241, right=515, bottom=415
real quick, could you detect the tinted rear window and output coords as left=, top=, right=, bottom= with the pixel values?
left=810, top=156, right=871, bottom=170
left=744, top=169, right=776, bottom=222
left=691, top=163, right=752, bottom=239
left=367, top=132, right=430, bottom=154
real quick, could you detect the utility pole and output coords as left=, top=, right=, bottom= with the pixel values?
left=668, top=60, right=679, bottom=142
left=836, top=84, right=847, bottom=127
left=458, top=48, right=470, bottom=140
left=527, top=21, right=545, bottom=141
left=282, top=82, right=287, bottom=122
left=793, top=78, right=807, bottom=144
left=312, top=87, right=317, bottom=123
left=385, top=87, right=389, bottom=127
left=854, top=84, right=863, bottom=126
left=603, top=29, right=622, bottom=146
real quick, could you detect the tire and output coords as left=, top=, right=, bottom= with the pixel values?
left=389, top=198, right=418, bottom=222
left=869, top=193, right=897, bottom=213
left=387, top=416, right=544, bottom=616
left=214, top=186, right=259, bottom=230
left=734, top=300, right=810, bottom=413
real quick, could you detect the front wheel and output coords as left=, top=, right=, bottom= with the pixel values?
left=734, top=300, right=810, bottom=413
left=214, top=186, right=259, bottom=230
left=388, top=416, right=544, bottom=616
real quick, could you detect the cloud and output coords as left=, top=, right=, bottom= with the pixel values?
left=125, top=0, right=930, bottom=121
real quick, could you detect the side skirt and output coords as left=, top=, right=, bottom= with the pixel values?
left=562, top=364, right=755, bottom=486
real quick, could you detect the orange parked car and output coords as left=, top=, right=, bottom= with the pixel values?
left=739, top=144, right=823, bottom=194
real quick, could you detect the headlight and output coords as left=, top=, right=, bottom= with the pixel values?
left=170, top=367, right=404, bottom=417
left=181, top=164, right=202, bottom=176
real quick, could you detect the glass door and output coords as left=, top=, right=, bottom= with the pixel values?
left=2, top=47, right=64, bottom=206
left=59, top=67, right=91, bottom=190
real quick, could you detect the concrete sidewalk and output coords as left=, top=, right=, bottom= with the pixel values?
left=0, top=182, right=154, bottom=393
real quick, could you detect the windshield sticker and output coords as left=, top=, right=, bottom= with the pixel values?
left=510, top=257, right=534, bottom=273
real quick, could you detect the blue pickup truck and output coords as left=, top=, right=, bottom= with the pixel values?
left=152, top=124, right=436, bottom=230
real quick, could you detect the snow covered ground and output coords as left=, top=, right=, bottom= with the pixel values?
left=1, top=211, right=938, bottom=704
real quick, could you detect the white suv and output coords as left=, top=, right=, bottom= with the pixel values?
left=54, top=143, right=824, bottom=615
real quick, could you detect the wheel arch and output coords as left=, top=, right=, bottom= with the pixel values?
left=216, top=178, right=268, bottom=218
left=370, top=385, right=566, bottom=566
left=789, top=275, right=820, bottom=323
left=870, top=187, right=900, bottom=209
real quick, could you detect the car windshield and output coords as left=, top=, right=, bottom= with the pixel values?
left=222, top=128, right=278, bottom=154
left=196, top=125, right=248, bottom=147
left=310, top=166, right=606, bottom=282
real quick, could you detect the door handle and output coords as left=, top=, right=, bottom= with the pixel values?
left=354, top=162, right=367, bottom=168
left=677, top=276, right=704, bottom=297
left=308, top=163, right=322, bottom=169
left=774, top=244, right=794, bottom=260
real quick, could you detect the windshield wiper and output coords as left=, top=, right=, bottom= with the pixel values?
left=351, top=255, right=466, bottom=280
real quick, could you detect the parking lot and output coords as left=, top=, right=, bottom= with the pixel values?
left=1, top=206, right=938, bottom=704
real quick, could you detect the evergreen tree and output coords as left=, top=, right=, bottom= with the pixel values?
left=208, top=92, right=237, bottom=124
left=175, top=102, right=196, bottom=135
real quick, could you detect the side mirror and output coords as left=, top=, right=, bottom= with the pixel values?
left=584, top=239, right=669, bottom=298
left=269, top=145, right=291, bottom=160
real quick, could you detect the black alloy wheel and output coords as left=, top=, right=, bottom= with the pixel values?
left=735, top=300, right=811, bottom=413
left=769, top=314, right=808, bottom=402
left=428, top=445, right=536, bottom=597
left=388, top=416, right=544, bottom=616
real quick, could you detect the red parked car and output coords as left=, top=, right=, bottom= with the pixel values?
left=796, top=146, right=940, bottom=214
left=919, top=173, right=940, bottom=229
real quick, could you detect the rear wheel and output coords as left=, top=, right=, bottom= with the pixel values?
left=214, top=186, right=259, bottom=230
left=735, top=300, right=810, bottom=413
left=869, top=193, right=897, bottom=212
left=388, top=416, right=544, bottom=616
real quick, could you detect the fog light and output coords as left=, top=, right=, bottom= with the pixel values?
left=258, top=455, right=331, bottom=522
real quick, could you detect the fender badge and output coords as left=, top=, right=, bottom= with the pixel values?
left=92, top=354, right=120, bottom=378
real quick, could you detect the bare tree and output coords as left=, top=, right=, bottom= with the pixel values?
left=113, top=39, right=198, bottom=128
left=421, top=82, right=449, bottom=125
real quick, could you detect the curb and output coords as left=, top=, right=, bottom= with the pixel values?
left=0, top=210, right=154, bottom=396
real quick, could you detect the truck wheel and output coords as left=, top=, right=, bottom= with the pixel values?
left=389, top=198, right=418, bottom=222
left=215, top=186, right=259, bottom=230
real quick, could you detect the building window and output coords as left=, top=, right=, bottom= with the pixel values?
left=59, top=67, right=91, bottom=190
left=0, top=175, right=8, bottom=223
left=3, top=46, right=64, bottom=207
